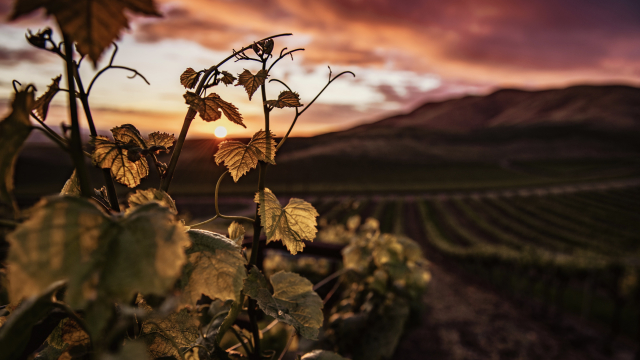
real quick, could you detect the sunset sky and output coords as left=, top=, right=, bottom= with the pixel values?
left=1, top=0, right=640, bottom=138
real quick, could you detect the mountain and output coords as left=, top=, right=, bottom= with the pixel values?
left=277, top=85, right=640, bottom=164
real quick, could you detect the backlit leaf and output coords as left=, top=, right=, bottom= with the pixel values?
left=6, top=196, right=188, bottom=308
left=301, top=350, right=349, bottom=360
left=215, top=130, right=276, bottom=182
left=111, top=124, right=145, bottom=147
left=244, top=267, right=323, bottom=339
left=0, top=89, right=34, bottom=215
left=184, top=92, right=244, bottom=127
left=180, top=67, right=200, bottom=89
left=147, top=132, right=175, bottom=150
left=236, top=69, right=267, bottom=100
left=220, top=70, right=236, bottom=86
left=179, top=230, right=247, bottom=305
left=266, top=91, right=303, bottom=109
left=91, top=135, right=149, bottom=188
left=228, top=222, right=245, bottom=245
left=11, top=0, right=161, bottom=65
left=208, top=93, right=245, bottom=127
left=33, top=75, right=61, bottom=121
left=254, top=189, right=318, bottom=255
left=127, top=188, right=177, bottom=214
left=60, top=170, right=81, bottom=196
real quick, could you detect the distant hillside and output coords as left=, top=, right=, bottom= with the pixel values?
left=13, top=85, right=640, bottom=198
left=347, top=85, right=640, bottom=133
left=277, top=85, right=640, bottom=164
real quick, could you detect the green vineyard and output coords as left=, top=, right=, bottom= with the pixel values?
left=313, top=186, right=640, bottom=342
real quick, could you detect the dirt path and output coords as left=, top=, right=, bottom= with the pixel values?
left=394, top=264, right=597, bottom=360
left=392, top=202, right=636, bottom=360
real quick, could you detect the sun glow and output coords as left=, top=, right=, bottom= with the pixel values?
left=214, top=126, right=227, bottom=138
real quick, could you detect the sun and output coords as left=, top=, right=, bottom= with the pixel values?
left=214, top=126, right=227, bottom=138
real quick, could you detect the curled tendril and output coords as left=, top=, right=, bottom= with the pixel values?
left=12, top=80, right=37, bottom=93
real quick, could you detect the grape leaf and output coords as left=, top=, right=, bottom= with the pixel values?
left=228, top=222, right=245, bottom=245
left=0, top=89, right=34, bottom=215
left=60, top=170, right=81, bottom=196
left=266, top=91, right=303, bottom=109
left=147, top=132, right=175, bottom=150
left=138, top=304, right=198, bottom=359
left=111, top=124, right=145, bottom=147
left=127, top=188, right=177, bottom=214
left=301, top=350, right=349, bottom=360
left=236, top=69, right=267, bottom=100
left=11, top=0, right=161, bottom=65
left=215, top=130, right=276, bottom=182
left=254, top=188, right=319, bottom=255
left=207, top=93, right=245, bottom=127
left=91, top=135, right=149, bottom=188
left=184, top=92, right=245, bottom=127
left=220, top=70, right=236, bottom=86
left=180, top=67, right=201, bottom=89
left=6, top=196, right=189, bottom=308
left=244, top=267, right=323, bottom=339
left=33, top=75, right=61, bottom=121
left=179, top=230, right=247, bottom=305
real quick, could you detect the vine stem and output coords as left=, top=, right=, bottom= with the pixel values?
left=73, top=62, right=121, bottom=211
left=274, top=70, right=355, bottom=151
left=62, top=32, right=92, bottom=198
left=159, top=33, right=292, bottom=193
left=188, top=171, right=254, bottom=228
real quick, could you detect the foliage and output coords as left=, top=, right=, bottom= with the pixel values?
left=0, top=2, right=357, bottom=359
left=244, top=266, right=324, bottom=340
left=0, top=89, right=34, bottom=216
left=320, top=217, right=430, bottom=360
left=256, top=189, right=319, bottom=255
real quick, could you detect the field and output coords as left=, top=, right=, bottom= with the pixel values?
left=10, top=142, right=640, bottom=359
left=296, top=185, right=640, bottom=358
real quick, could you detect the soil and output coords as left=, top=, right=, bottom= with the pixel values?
left=393, top=201, right=637, bottom=360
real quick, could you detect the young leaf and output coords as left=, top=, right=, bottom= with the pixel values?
left=184, top=92, right=245, bottom=127
left=60, top=170, right=81, bottom=196
left=179, top=230, right=247, bottom=305
left=11, top=0, right=161, bottom=65
left=254, top=188, right=319, bottom=255
left=266, top=90, right=303, bottom=109
left=228, top=222, right=245, bottom=245
left=111, top=124, right=146, bottom=148
left=220, top=70, right=236, bottom=86
left=91, top=136, right=149, bottom=188
left=147, top=132, right=175, bottom=150
left=6, top=196, right=189, bottom=308
left=301, top=350, right=349, bottom=360
left=208, top=93, right=245, bottom=127
left=215, top=130, right=277, bottom=182
left=127, top=188, right=177, bottom=214
left=0, top=89, right=34, bottom=215
left=244, top=267, right=323, bottom=339
left=33, top=75, right=61, bottom=121
left=180, top=67, right=201, bottom=89
left=236, top=69, right=267, bottom=100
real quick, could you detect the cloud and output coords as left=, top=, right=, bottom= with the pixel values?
left=0, top=46, right=49, bottom=65
left=132, top=0, right=640, bottom=87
